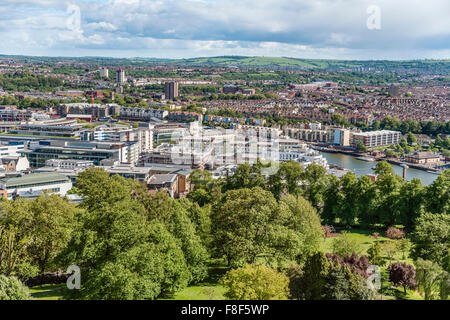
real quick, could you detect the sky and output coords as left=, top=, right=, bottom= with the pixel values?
left=0, top=0, right=449, bottom=60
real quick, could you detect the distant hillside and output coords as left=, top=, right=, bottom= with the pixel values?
left=163, top=56, right=450, bottom=72
left=169, top=56, right=321, bottom=68
left=1, top=54, right=449, bottom=73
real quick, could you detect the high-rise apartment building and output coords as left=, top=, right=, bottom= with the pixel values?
left=164, top=82, right=179, bottom=100
left=99, top=68, right=109, bottom=78
left=115, top=69, right=126, bottom=84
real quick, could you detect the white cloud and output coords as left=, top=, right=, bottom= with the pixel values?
left=86, top=22, right=118, bottom=32
left=0, top=0, right=448, bottom=59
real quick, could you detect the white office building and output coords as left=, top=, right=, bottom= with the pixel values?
left=0, top=144, right=24, bottom=157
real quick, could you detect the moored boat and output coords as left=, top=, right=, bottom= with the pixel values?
left=356, top=156, right=376, bottom=162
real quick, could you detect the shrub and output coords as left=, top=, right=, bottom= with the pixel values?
left=367, top=242, right=386, bottom=267
left=326, top=253, right=371, bottom=279
left=331, top=233, right=362, bottom=257
left=220, top=264, right=289, bottom=300
left=0, top=275, right=32, bottom=300
left=386, top=227, right=405, bottom=239
left=387, top=262, right=416, bottom=295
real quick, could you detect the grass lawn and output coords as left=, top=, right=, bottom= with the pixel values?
left=162, top=259, right=229, bottom=300
left=162, top=285, right=227, bottom=300
left=321, top=228, right=411, bottom=261
left=321, top=229, right=390, bottom=255
left=30, top=284, right=66, bottom=300
left=382, top=287, right=424, bottom=300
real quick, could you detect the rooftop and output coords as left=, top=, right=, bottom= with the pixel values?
left=148, top=174, right=177, bottom=185
left=407, top=152, right=441, bottom=159
left=0, top=172, right=70, bottom=187
left=352, top=130, right=401, bottom=136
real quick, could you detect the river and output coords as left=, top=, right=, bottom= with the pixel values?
left=320, top=152, right=439, bottom=186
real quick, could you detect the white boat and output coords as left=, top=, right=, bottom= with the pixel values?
left=356, top=156, right=376, bottom=162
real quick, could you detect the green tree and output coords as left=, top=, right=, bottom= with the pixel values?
left=397, top=238, right=412, bottom=260
left=331, top=233, right=362, bottom=257
left=220, top=264, right=289, bottom=300
left=288, top=252, right=373, bottom=300
left=440, top=272, right=450, bottom=300
left=280, top=195, right=324, bottom=262
left=0, top=196, right=73, bottom=280
left=367, top=241, right=385, bottom=266
left=138, top=191, right=209, bottom=283
left=382, top=241, right=398, bottom=262
left=27, top=194, right=78, bottom=274
left=0, top=199, right=38, bottom=280
left=0, top=275, right=31, bottom=300
left=187, top=188, right=212, bottom=207
left=385, top=149, right=396, bottom=157
left=372, top=120, right=381, bottom=131
left=374, top=160, right=395, bottom=176
left=335, top=172, right=359, bottom=226
left=354, top=175, right=378, bottom=226
left=268, top=161, right=304, bottom=199
left=59, top=170, right=191, bottom=299
left=374, top=169, right=402, bottom=226
left=395, top=179, right=424, bottom=231
left=381, top=116, right=400, bottom=131
left=443, top=249, right=450, bottom=273
left=75, top=167, right=118, bottom=211
left=415, top=258, right=444, bottom=300
left=140, top=191, right=208, bottom=282
left=323, top=263, right=374, bottom=300
left=331, top=113, right=351, bottom=127
left=223, top=163, right=265, bottom=192
left=212, top=187, right=301, bottom=267
left=298, top=252, right=330, bottom=300
left=424, top=170, right=449, bottom=215
left=189, top=169, right=214, bottom=190
left=179, top=199, right=212, bottom=249
left=301, top=164, right=329, bottom=210
left=356, top=141, right=368, bottom=152
left=321, top=175, right=341, bottom=225
left=187, top=170, right=217, bottom=206
left=286, top=263, right=305, bottom=300
left=410, top=212, right=450, bottom=266
left=407, top=132, right=417, bottom=145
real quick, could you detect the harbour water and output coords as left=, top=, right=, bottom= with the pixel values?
left=320, top=152, right=439, bottom=186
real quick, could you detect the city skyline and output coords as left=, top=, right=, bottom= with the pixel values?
left=0, top=0, right=449, bottom=60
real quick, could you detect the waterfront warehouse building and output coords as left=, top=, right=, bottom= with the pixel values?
left=351, top=130, right=401, bottom=148
left=405, top=151, right=442, bottom=165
